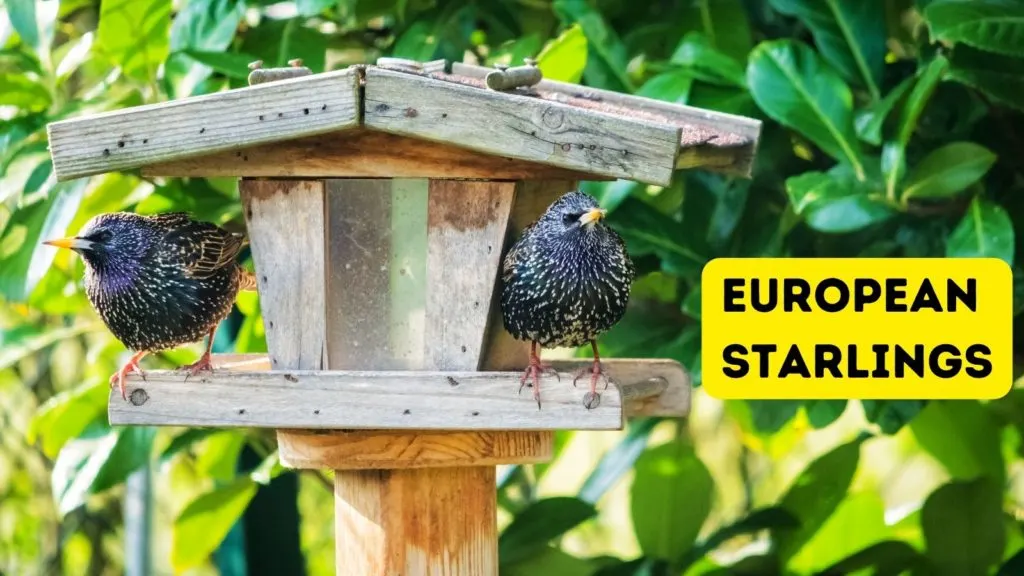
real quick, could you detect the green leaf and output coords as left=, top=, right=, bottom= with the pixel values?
left=636, top=70, right=692, bottom=104
left=999, top=549, right=1024, bottom=576
left=816, top=540, right=924, bottom=575
left=502, top=546, right=594, bottom=576
left=948, top=44, right=1024, bottom=112
left=681, top=507, right=799, bottom=571
left=885, top=55, right=948, bottom=198
left=677, top=0, right=753, bottom=61
left=173, top=476, right=258, bottom=571
left=96, top=0, right=172, bottom=84
left=910, top=400, right=1005, bottom=485
left=946, top=196, right=1015, bottom=265
left=52, top=425, right=156, bottom=517
left=195, top=431, right=246, bottom=482
left=925, top=0, right=1024, bottom=58
left=747, top=400, right=802, bottom=433
left=773, top=437, right=863, bottom=561
left=669, top=31, right=746, bottom=88
left=0, top=179, right=88, bottom=301
left=241, top=17, right=327, bottom=71
left=610, top=196, right=707, bottom=276
left=296, top=0, right=338, bottom=16
left=553, top=0, right=635, bottom=92
left=499, top=497, right=597, bottom=565
left=536, top=24, right=587, bottom=84
left=861, top=400, right=927, bottom=434
left=790, top=491, right=888, bottom=573
left=0, top=323, right=95, bottom=373
left=747, top=40, right=865, bottom=177
left=769, top=0, right=886, bottom=98
left=170, top=0, right=244, bottom=52
left=579, top=418, right=658, bottom=504
left=6, top=0, right=40, bottom=52
left=182, top=50, right=259, bottom=80
left=922, top=477, right=1006, bottom=576
left=804, top=400, right=848, bottom=428
left=28, top=379, right=108, bottom=459
left=855, top=75, right=915, bottom=145
left=158, top=428, right=221, bottom=465
left=631, top=441, right=714, bottom=563
left=902, top=142, right=997, bottom=201
left=0, top=74, right=51, bottom=110
left=249, top=450, right=285, bottom=485
left=786, top=171, right=895, bottom=233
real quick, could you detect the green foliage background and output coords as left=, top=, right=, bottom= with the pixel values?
left=2, top=0, right=1024, bottom=574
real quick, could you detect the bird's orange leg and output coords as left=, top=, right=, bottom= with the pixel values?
left=110, top=350, right=148, bottom=401
left=179, top=327, right=217, bottom=380
left=518, top=341, right=560, bottom=409
left=573, top=340, right=609, bottom=397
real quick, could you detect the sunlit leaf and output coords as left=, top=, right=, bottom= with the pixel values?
left=922, top=477, right=1006, bottom=576
left=925, top=0, right=1024, bottom=57
left=499, top=497, right=597, bottom=565
left=902, top=142, right=997, bottom=201
left=817, top=540, right=924, bottom=575
left=855, top=74, right=915, bottom=145
left=789, top=491, right=888, bottom=572
left=553, top=0, right=634, bottom=92
left=578, top=418, right=658, bottom=504
left=0, top=323, right=95, bottom=372
left=0, top=74, right=51, bottom=110
left=6, top=0, right=39, bottom=52
left=182, top=50, right=257, bottom=80
left=96, top=0, right=172, bottom=84
left=173, top=476, right=258, bottom=571
left=946, top=196, right=1015, bottom=265
left=681, top=507, right=798, bottom=571
left=785, top=171, right=894, bottom=233
left=804, top=400, right=848, bottom=428
left=636, top=70, right=692, bottom=104
left=536, top=24, right=587, bottom=84
left=631, top=441, right=713, bottom=563
left=52, top=425, right=156, bottom=517
left=910, top=400, right=1005, bottom=485
left=28, top=379, right=108, bottom=459
left=502, top=546, right=594, bottom=576
left=171, top=0, right=244, bottom=52
left=861, top=400, right=926, bottom=434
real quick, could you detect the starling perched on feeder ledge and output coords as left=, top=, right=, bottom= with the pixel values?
left=500, top=190, right=635, bottom=409
left=44, top=212, right=256, bottom=401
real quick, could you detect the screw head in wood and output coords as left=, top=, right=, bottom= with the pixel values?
left=248, top=60, right=264, bottom=70
left=129, top=388, right=149, bottom=406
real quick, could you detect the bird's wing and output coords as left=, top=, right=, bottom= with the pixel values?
left=164, top=219, right=247, bottom=279
left=502, top=222, right=536, bottom=282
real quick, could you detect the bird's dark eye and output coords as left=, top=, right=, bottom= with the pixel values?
left=89, top=229, right=113, bottom=243
left=562, top=212, right=581, bottom=226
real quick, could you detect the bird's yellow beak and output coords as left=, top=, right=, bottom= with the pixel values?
left=43, top=237, right=89, bottom=250
left=578, top=208, right=607, bottom=226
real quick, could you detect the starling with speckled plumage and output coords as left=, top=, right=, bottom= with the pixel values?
left=44, top=212, right=256, bottom=401
left=500, top=190, right=635, bottom=409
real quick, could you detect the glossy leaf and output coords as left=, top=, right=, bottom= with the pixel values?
left=610, top=196, right=706, bottom=276
left=578, top=418, right=658, bottom=504
left=946, top=196, right=1015, bottom=265
left=669, top=32, right=746, bottom=88
left=677, top=0, right=753, bottom=61
left=96, top=0, right=172, bottom=84
left=28, top=379, right=108, bottom=459
left=536, top=24, right=587, bottom=84
left=636, top=70, right=692, bottom=104
left=183, top=50, right=258, bottom=80
left=173, top=477, right=259, bottom=571
left=855, top=75, right=915, bottom=145
left=804, top=400, right=848, bottom=428
left=681, top=507, right=799, bottom=570
left=925, top=0, right=1024, bottom=57
left=748, top=40, right=865, bottom=177
left=922, top=477, right=1006, bottom=576
left=747, top=400, right=802, bottom=433
left=170, top=0, right=244, bottom=52
left=885, top=55, right=948, bottom=197
left=861, top=400, right=927, bottom=434
left=631, top=441, right=714, bottom=562
left=769, top=0, right=886, bottom=98
left=0, top=74, right=51, bottom=110
left=6, top=0, right=40, bottom=52
left=816, top=540, right=924, bottom=575
left=910, top=400, right=1005, bottom=485
left=553, top=0, right=634, bottom=92
left=948, top=44, right=1024, bottom=112
left=0, top=323, right=95, bottom=373
left=499, top=497, right=597, bottom=565
left=774, top=437, right=863, bottom=561
left=158, top=428, right=222, bottom=466
left=786, top=171, right=895, bottom=233
left=52, top=425, right=156, bottom=517
left=902, top=142, right=997, bottom=201
left=790, top=491, right=888, bottom=572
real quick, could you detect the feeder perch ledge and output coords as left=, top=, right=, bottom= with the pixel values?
left=44, top=57, right=758, bottom=576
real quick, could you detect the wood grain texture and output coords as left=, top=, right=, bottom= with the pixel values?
left=283, top=429, right=551, bottom=469
left=49, top=69, right=360, bottom=181
left=148, top=353, right=691, bottom=419
left=335, top=467, right=498, bottom=575
left=106, top=369, right=624, bottom=430
left=142, top=129, right=612, bottom=181
left=481, top=180, right=577, bottom=371
left=364, top=67, right=680, bottom=186
left=425, top=181, right=515, bottom=370
left=240, top=179, right=327, bottom=371
left=451, top=61, right=761, bottom=177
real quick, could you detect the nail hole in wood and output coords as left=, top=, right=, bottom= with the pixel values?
left=403, top=409, right=411, bottom=415
left=278, top=112, right=283, bottom=117
left=102, top=149, right=110, bottom=156
left=238, top=408, right=246, bottom=414
left=261, top=275, right=267, bottom=282
left=284, top=374, right=298, bottom=383
left=321, top=104, right=327, bottom=110
left=117, top=141, right=124, bottom=148
left=442, top=113, right=448, bottom=118
left=303, top=108, right=309, bottom=115
left=461, top=345, right=467, bottom=352
left=447, top=376, right=459, bottom=387
left=247, top=208, right=254, bottom=219
left=314, top=409, right=320, bottom=415
left=472, top=411, right=480, bottom=416
left=259, top=115, right=264, bottom=120
left=143, top=139, right=148, bottom=144
left=200, top=127, right=206, bottom=134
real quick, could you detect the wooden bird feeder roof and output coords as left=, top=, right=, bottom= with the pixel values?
left=47, top=59, right=761, bottom=187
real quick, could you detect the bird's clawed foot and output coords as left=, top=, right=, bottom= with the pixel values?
left=518, top=362, right=559, bottom=410
left=573, top=360, right=610, bottom=407
left=178, top=352, right=214, bottom=381
left=109, top=356, right=146, bottom=401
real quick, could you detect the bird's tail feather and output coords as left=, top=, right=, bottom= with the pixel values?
left=239, top=270, right=258, bottom=292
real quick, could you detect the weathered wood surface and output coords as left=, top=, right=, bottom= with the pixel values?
left=425, top=180, right=515, bottom=370
left=281, top=429, right=551, bottom=469
left=107, top=369, right=624, bottom=430
left=240, top=179, right=327, bottom=370
left=451, top=61, right=761, bottom=177
left=335, top=467, right=498, bottom=574
left=142, top=129, right=612, bottom=181
left=117, top=354, right=688, bottom=416
left=363, top=67, right=681, bottom=186
left=48, top=69, right=360, bottom=181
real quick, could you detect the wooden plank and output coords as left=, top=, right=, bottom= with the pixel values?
left=281, top=429, right=550, bottom=469
left=364, top=67, right=681, bottom=186
left=481, top=180, right=577, bottom=371
left=425, top=181, right=515, bottom=370
left=106, top=369, right=624, bottom=430
left=169, top=353, right=690, bottom=419
left=335, top=467, right=498, bottom=574
left=142, top=129, right=613, bottom=181
left=451, top=62, right=761, bottom=177
left=48, top=69, right=360, bottom=181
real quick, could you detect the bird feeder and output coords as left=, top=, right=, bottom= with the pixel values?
left=46, top=57, right=761, bottom=575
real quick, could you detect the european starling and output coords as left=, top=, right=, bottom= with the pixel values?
left=500, top=190, right=635, bottom=408
left=44, top=212, right=256, bottom=400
